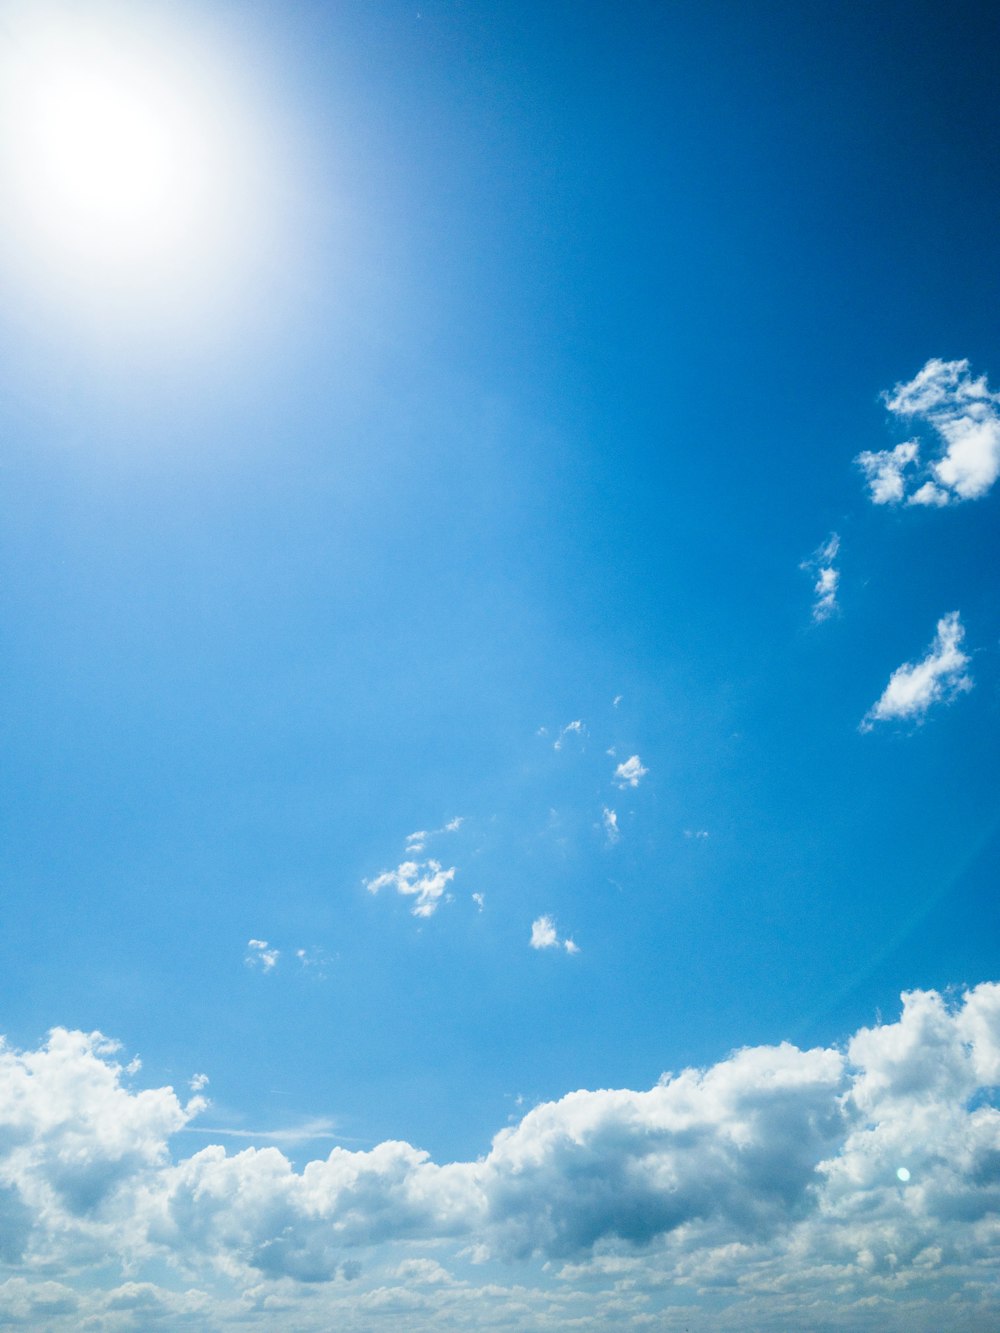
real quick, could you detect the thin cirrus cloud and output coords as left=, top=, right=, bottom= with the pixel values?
left=857, top=357, right=1000, bottom=506
left=529, top=914, right=579, bottom=954
left=2, top=984, right=1000, bottom=1326
left=800, top=532, right=840, bottom=622
left=861, top=611, right=972, bottom=731
left=613, top=754, right=648, bottom=788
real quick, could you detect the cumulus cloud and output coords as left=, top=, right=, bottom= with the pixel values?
left=245, top=940, right=279, bottom=971
left=5, top=985, right=1000, bottom=1326
left=364, top=860, right=456, bottom=918
left=800, top=532, right=840, bottom=622
left=861, top=612, right=972, bottom=730
left=613, top=754, right=648, bottom=788
left=529, top=915, right=578, bottom=954
left=857, top=358, right=1000, bottom=505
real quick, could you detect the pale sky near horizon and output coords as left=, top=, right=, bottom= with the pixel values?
left=1, top=1, right=999, bottom=1328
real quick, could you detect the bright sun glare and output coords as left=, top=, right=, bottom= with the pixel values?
left=0, top=0, right=269, bottom=315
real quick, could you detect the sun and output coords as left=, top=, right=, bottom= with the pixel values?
left=0, top=0, right=275, bottom=321
left=27, top=59, right=184, bottom=237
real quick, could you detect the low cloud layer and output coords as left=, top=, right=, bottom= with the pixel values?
left=862, top=611, right=972, bottom=730
left=2, top=984, right=1000, bottom=1327
left=857, top=358, right=1000, bottom=506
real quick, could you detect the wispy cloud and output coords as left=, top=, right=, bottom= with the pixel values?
left=182, top=1116, right=349, bottom=1145
left=365, top=859, right=457, bottom=917
left=613, top=754, right=648, bottom=788
left=406, top=818, right=464, bottom=854
left=602, top=806, right=619, bottom=845
left=858, top=358, right=1000, bottom=505
left=684, top=829, right=709, bottom=840
left=245, top=939, right=279, bottom=971
left=553, top=719, right=585, bottom=750
left=861, top=611, right=972, bottom=730
left=800, top=532, right=840, bottom=622
left=529, top=914, right=579, bottom=954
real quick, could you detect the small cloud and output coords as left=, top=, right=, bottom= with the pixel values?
left=189, top=1073, right=209, bottom=1093
left=295, top=947, right=331, bottom=977
left=405, top=830, right=428, bottom=854
left=800, top=532, right=841, bottom=622
left=472, top=892, right=485, bottom=912
left=554, top=720, right=585, bottom=751
left=602, top=807, right=620, bottom=845
left=365, top=860, right=457, bottom=917
left=612, top=694, right=623, bottom=708
left=856, top=439, right=920, bottom=505
left=613, top=754, right=648, bottom=788
left=444, top=816, right=464, bottom=833
left=858, top=359, right=1000, bottom=505
left=684, top=829, right=709, bottom=840
left=861, top=611, right=972, bottom=731
left=530, top=915, right=579, bottom=954
left=246, top=939, right=279, bottom=971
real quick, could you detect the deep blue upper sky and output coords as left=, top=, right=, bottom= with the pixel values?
left=1, top=0, right=998, bottom=1182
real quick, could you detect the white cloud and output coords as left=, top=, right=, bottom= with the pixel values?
left=612, top=694, right=623, bottom=708
left=245, top=940, right=279, bottom=972
left=614, top=754, right=648, bottom=788
left=364, top=859, right=456, bottom=917
left=685, top=829, right=709, bottom=839
left=4, top=985, right=1000, bottom=1324
left=554, top=719, right=585, bottom=750
left=800, top=532, right=840, bottom=622
left=858, top=358, right=1000, bottom=505
left=529, top=915, right=578, bottom=954
left=529, top=915, right=557, bottom=949
left=856, top=439, right=920, bottom=504
left=404, top=819, right=463, bottom=855
left=861, top=611, right=972, bottom=730
left=471, top=892, right=484, bottom=912
left=189, top=1074, right=209, bottom=1093
left=602, top=806, right=620, bottom=844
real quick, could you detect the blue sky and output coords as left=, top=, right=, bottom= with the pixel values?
left=1, top=0, right=999, bottom=1327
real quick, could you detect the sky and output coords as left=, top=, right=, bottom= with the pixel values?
left=1, top=0, right=999, bottom=1327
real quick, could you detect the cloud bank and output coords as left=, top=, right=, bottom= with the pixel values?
left=2, top=984, right=1000, bottom=1327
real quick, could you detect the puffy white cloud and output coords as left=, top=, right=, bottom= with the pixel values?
left=800, top=533, right=840, bottom=622
left=529, top=915, right=578, bottom=954
left=614, top=754, right=648, bottom=788
left=4, top=984, right=1000, bottom=1326
left=858, top=358, right=1000, bottom=505
left=861, top=611, right=972, bottom=730
left=364, top=859, right=456, bottom=918
left=246, top=940, right=279, bottom=971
